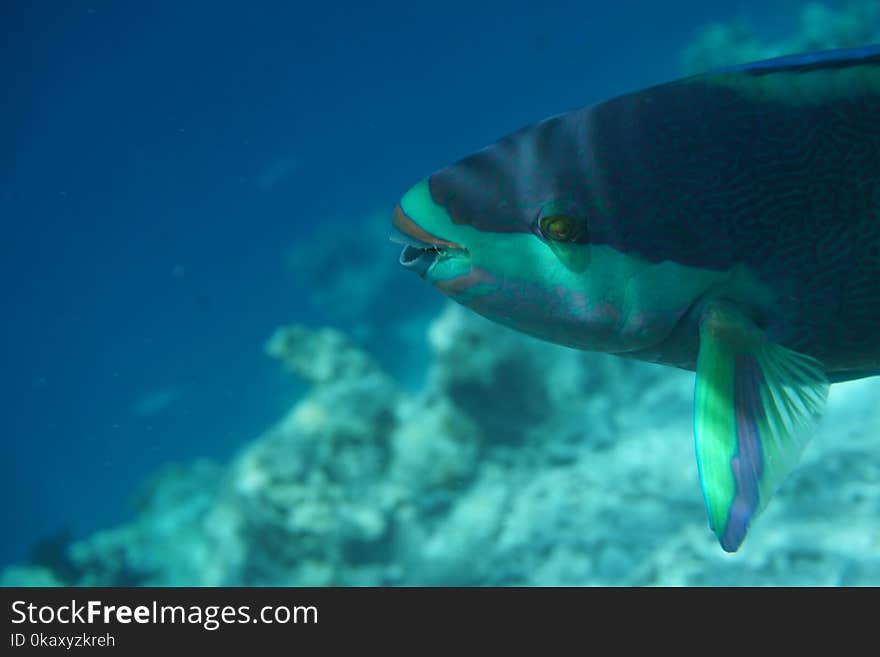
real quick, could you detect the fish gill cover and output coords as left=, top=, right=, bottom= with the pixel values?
left=2, top=1, right=879, bottom=586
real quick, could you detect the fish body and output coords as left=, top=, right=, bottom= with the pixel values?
left=392, top=45, right=880, bottom=551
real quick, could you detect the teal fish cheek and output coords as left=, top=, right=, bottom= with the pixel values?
left=426, top=235, right=603, bottom=345
left=545, top=241, right=591, bottom=274
left=427, top=254, right=471, bottom=283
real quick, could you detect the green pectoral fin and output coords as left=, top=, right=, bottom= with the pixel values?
left=694, top=301, right=829, bottom=552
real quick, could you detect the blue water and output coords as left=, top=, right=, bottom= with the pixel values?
left=1, top=0, right=812, bottom=566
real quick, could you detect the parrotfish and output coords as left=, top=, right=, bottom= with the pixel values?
left=391, top=45, right=880, bottom=552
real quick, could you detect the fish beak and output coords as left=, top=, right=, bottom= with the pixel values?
left=398, top=242, right=438, bottom=278
left=390, top=204, right=465, bottom=278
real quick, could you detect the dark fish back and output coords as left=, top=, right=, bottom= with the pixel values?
left=580, top=51, right=880, bottom=368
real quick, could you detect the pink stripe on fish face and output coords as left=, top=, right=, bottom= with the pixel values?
left=393, top=204, right=464, bottom=250
left=433, top=266, right=498, bottom=296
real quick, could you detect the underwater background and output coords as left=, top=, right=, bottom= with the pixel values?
left=2, top=0, right=879, bottom=585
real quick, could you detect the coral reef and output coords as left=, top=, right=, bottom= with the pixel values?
left=682, top=0, right=880, bottom=74
left=4, top=304, right=878, bottom=586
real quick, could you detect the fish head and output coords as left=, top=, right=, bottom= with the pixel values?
left=391, top=126, right=651, bottom=353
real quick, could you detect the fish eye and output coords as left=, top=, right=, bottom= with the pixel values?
left=539, top=214, right=581, bottom=242
left=536, top=200, right=586, bottom=243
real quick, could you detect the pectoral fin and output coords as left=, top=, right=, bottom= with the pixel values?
left=694, top=301, right=829, bottom=552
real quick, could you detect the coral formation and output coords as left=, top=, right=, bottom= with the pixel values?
left=682, top=0, right=880, bottom=74
left=4, top=304, right=878, bottom=586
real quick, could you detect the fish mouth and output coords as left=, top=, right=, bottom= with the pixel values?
left=398, top=241, right=440, bottom=277
left=390, top=204, right=467, bottom=278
